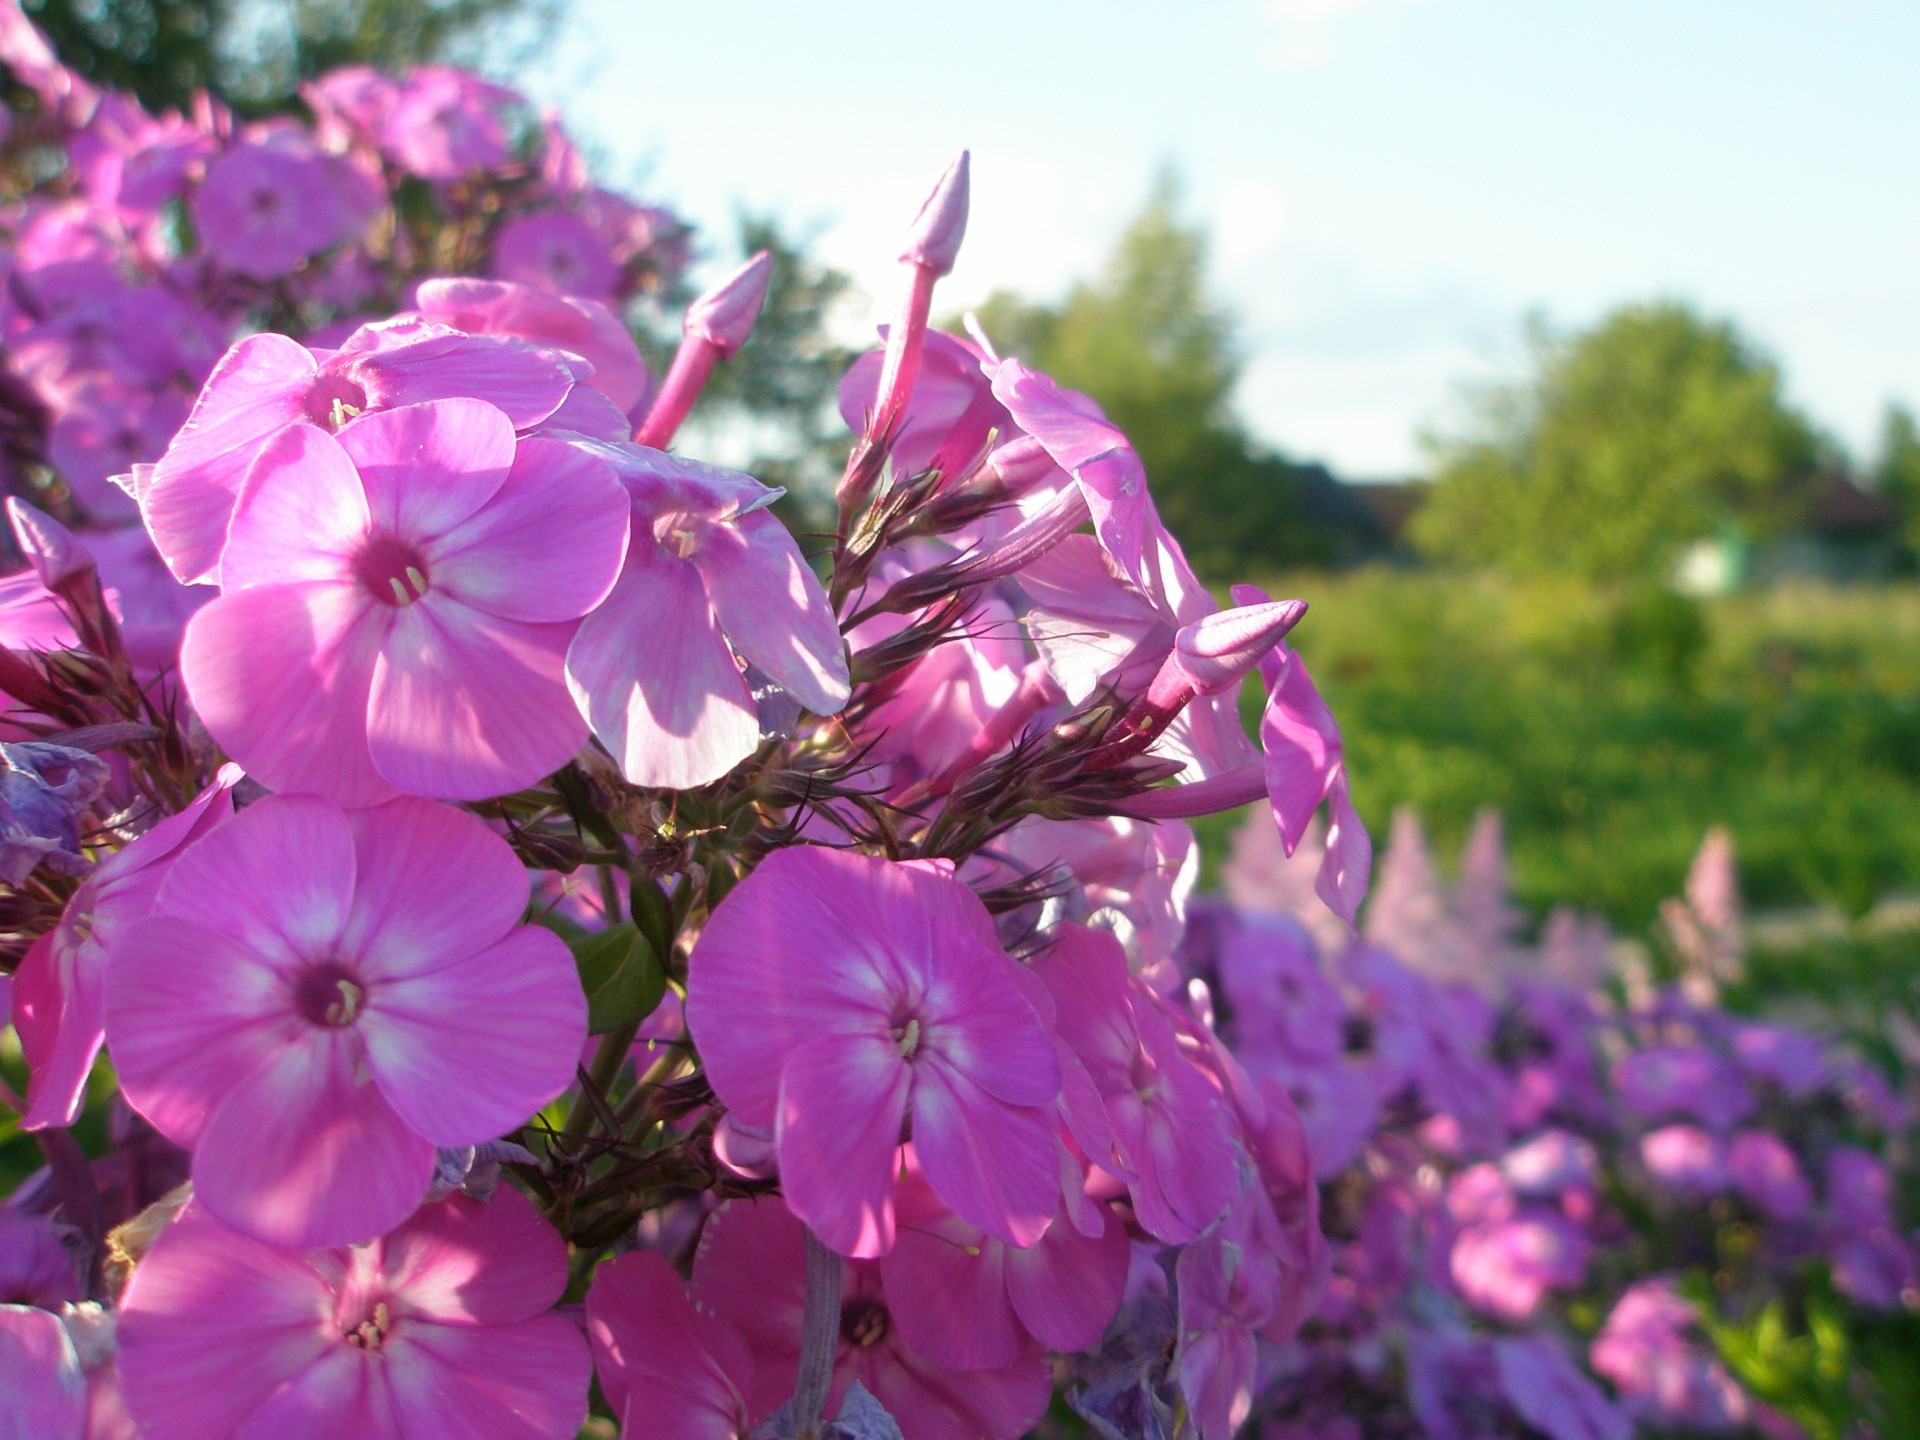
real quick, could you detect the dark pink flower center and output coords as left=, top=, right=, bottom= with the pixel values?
left=343, top=1300, right=393, bottom=1351
left=355, top=532, right=432, bottom=608
left=840, top=1297, right=890, bottom=1349
left=303, top=371, right=370, bottom=430
left=294, top=962, right=367, bottom=1028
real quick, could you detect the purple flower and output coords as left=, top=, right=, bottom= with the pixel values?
left=193, top=141, right=356, bottom=280
left=492, top=211, right=619, bottom=301
left=0, top=741, right=107, bottom=885
left=380, top=66, right=518, bottom=180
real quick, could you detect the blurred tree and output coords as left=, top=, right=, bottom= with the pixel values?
left=1870, top=401, right=1920, bottom=553
left=1411, top=302, right=1825, bottom=581
left=21, top=0, right=555, bottom=112
left=971, top=173, right=1352, bottom=578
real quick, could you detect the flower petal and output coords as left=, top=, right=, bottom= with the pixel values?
left=181, top=582, right=394, bottom=806
left=360, top=927, right=585, bottom=1147
left=104, top=917, right=301, bottom=1149
left=118, top=1208, right=338, bottom=1440
left=565, top=551, right=758, bottom=791
left=701, top=509, right=849, bottom=716
left=380, top=1188, right=568, bottom=1327
left=337, top=398, right=515, bottom=540
left=776, top=1033, right=909, bottom=1258
left=426, top=435, right=629, bottom=622
left=220, top=423, right=370, bottom=592
left=367, top=601, right=585, bottom=800
left=193, top=1031, right=435, bottom=1249
left=384, top=1314, right=591, bottom=1440
left=339, top=797, right=530, bottom=981
left=911, top=1065, right=1058, bottom=1250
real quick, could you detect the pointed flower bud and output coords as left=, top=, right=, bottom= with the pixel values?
left=902, top=151, right=970, bottom=278
left=6, top=498, right=92, bottom=592
left=684, top=250, right=772, bottom=358
left=1173, top=599, right=1308, bottom=696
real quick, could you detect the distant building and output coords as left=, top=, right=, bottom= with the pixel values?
left=1676, top=472, right=1904, bottom=593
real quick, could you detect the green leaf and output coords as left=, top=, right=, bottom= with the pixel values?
left=570, top=923, right=665, bottom=1035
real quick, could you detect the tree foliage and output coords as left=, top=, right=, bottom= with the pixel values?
left=22, top=0, right=554, bottom=111
left=971, top=174, right=1349, bottom=579
left=1411, top=302, right=1825, bottom=581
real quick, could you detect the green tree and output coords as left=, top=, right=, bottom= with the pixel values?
left=1870, top=401, right=1920, bottom=553
left=1411, top=302, right=1825, bottom=581
left=971, top=174, right=1345, bottom=578
left=22, top=0, right=553, bottom=112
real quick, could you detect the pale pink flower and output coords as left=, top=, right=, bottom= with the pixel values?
left=586, top=1250, right=756, bottom=1440
left=11, top=767, right=239, bottom=1131
left=104, top=794, right=586, bottom=1247
left=686, top=846, right=1060, bottom=1257
left=412, top=277, right=650, bottom=416
left=380, top=67, right=518, bottom=180
left=118, top=1190, right=589, bottom=1440
left=691, top=1197, right=1053, bottom=1440
left=141, top=327, right=580, bottom=586
left=565, top=445, right=848, bottom=791
left=180, top=399, right=629, bottom=803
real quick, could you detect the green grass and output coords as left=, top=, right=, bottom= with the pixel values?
left=1257, top=570, right=1920, bottom=930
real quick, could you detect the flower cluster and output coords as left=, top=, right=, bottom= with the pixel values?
left=0, top=5, right=1910, bottom=1439
left=1198, top=812, right=1915, bottom=1440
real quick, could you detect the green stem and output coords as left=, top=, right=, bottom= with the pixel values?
left=559, top=1023, right=640, bottom=1148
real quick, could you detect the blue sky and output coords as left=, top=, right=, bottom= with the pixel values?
left=525, top=0, right=1919, bottom=477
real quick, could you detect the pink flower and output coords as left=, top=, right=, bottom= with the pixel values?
left=691, top=1197, right=1053, bottom=1440
left=142, top=327, right=581, bottom=586
left=1030, top=925, right=1240, bottom=1243
left=0, top=1303, right=87, bottom=1439
left=492, top=211, right=618, bottom=302
left=117, top=1189, right=589, bottom=1440
left=877, top=1156, right=1130, bottom=1369
left=0, top=1208, right=79, bottom=1306
left=686, top=846, right=1061, bottom=1257
left=412, top=277, right=650, bottom=416
left=104, top=794, right=586, bottom=1247
left=586, top=1250, right=756, bottom=1440
left=180, top=399, right=629, bottom=803
left=380, top=67, right=518, bottom=180
left=12, top=767, right=239, bottom=1130
left=565, top=445, right=848, bottom=791
left=193, top=142, right=356, bottom=280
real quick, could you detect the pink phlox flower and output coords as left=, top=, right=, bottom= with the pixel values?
left=1449, top=1203, right=1590, bottom=1323
left=1212, top=909, right=1346, bottom=1064
left=11, top=765, right=238, bottom=1130
left=411, top=276, right=650, bottom=416
left=1175, top=1183, right=1294, bottom=1440
left=1591, top=1278, right=1752, bottom=1432
left=302, top=66, right=402, bottom=150
left=1499, top=1128, right=1599, bottom=1200
left=180, top=399, right=629, bottom=802
left=492, top=210, right=619, bottom=303
left=879, top=1154, right=1129, bottom=1370
left=1728, top=1022, right=1829, bottom=1099
left=1822, top=1147, right=1917, bottom=1308
left=690, top=1197, right=1054, bottom=1440
left=838, top=329, right=1011, bottom=485
left=0, top=1206, right=79, bottom=1306
left=1030, top=925, right=1240, bottom=1243
left=586, top=1249, right=756, bottom=1440
left=1724, top=1129, right=1811, bottom=1221
left=142, top=325, right=582, bottom=585
left=1246, top=608, right=1371, bottom=925
left=565, top=444, right=849, bottom=791
left=117, top=1189, right=590, bottom=1440
left=380, top=66, right=519, bottom=180
left=79, top=524, right=210, bottom=671
left=49, top=382, right=188, bottom=524
left=72, top=97, right=213, bottom=218
left=686, top=846, right=1060, bottom=1258
left=193, top=138, right=358, bottom=280
left=103, top=793, right=587, bottom=1247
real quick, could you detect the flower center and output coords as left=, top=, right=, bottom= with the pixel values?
left=343, top=1300, right=392, bottom=1352
left=654, top=511, right=706, bottom=560
left=303, top=372, right=369, bottom=430
left=894, top=1017, right=921, bottom=1061
left=839, top=1298, right=891, bottom=1349
left=355, top=532, right=431, bottom=608
left=295, top=962, right=367, bottom=1028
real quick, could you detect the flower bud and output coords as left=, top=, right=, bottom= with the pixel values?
left=7, top=497, right=91, bottom=591
left=1173, top=599, right=1308, bottom=696
left=902, top=151, right=970, bottom=277
left=684, top=250, right=772, bottom=358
